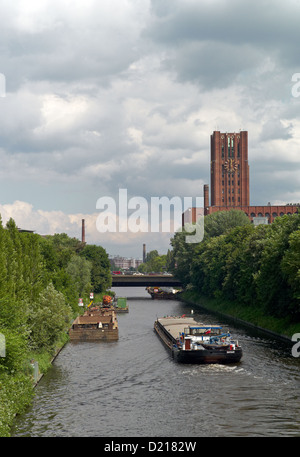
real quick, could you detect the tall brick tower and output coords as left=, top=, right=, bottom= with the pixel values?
left=210, top=130, right=249, bottom=208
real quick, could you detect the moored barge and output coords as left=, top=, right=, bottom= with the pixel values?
left=147, top=286, right=182, bottom=300
left=69, top=307, right=118, bottom=341
left=154, top=316, right=242, bottom=364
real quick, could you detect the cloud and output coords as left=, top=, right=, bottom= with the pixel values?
left=0, top=0, right=299, bottom=256
left=0, top=199, right=180, bottom=258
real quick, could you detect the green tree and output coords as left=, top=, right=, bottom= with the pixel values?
left=255, top=215, right=300, bottom=318
left=80, top=245, right=111, bottom=292
left=169, top=229, right=197, bottom=287
left=28, top=283, right=72, bottom=351
left=145, top=250, right=159, bottom=264
left=281, top=229, right=300, bottom=300
left=66, top=255, right=92, bottom=298
left=204, top=209, right=251, bottom=239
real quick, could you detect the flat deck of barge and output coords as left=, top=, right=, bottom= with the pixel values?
left=157, top=317, right=198, bottom=340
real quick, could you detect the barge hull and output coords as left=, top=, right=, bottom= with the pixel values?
left=69, top=328, right=118, bottom=342
left=173, top=347, right=243, bottom=364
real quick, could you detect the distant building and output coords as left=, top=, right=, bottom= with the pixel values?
left=109, top=255, right=143, bottom=270
left=186, top=130, right=299, bottom=225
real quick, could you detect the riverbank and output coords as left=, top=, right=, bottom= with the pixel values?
left=0, top=333, right=69, bottom=437
left=181, top=290, right=300, bottom=343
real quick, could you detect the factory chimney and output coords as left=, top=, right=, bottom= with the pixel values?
left=143, top=244, right=146, bottom=263
left=82, top=219, right=86, bottom=244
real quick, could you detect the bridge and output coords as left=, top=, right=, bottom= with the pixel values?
left=111, top=274, right=182, bottom=287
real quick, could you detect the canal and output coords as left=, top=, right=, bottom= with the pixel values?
left=12, top=287, right=300, bottom=437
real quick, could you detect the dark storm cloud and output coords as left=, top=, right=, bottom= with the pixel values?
left=145, top=0, right=300, bottom=89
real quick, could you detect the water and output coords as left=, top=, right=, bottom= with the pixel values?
left=12, top=287, right=300, bottom=437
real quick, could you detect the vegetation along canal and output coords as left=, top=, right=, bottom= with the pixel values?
left=12, top=287, right=300, bottom=437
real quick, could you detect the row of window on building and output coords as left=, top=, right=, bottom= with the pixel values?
left=222, top=180, right=240, bottom=186
left=250, top=212, right=294, bottom=218
left=221, top=143, right=240, bottom=158
left=222, top=197, right=241, bottom=203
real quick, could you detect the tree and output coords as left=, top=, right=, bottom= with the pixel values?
left=204, top=210, right=250, bottom=239
left=66, top=255, right=92, bottom=298
left=255, top=215, right=300, bottom=318
left=28, top=283, right=73, bottom=351
left=80, top=245, right=111, bottom=292
left=169, top=229, right=197, bottom=287
left=281, top=229, right=300, bottom=299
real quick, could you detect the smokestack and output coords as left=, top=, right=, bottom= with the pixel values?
left=82, top=219, right=86, bottom=244
left=204, top=184, right=209, bottom=215
left=143, top=244, right=146, bottom=263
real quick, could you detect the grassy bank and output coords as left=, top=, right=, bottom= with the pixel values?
left=181, top=290, right=300, bottom=341
left=0, top=332, right=70, bottom=437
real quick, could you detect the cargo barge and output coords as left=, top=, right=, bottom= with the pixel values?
left=147, top=286, right=182, bottom=300
left=154, top=316, right=242, bottom=364
left=69, top=307, right=118, bottom=341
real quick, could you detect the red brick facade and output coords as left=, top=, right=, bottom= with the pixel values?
left=206, top=204, right=298, bottom=223
left=203, top=130, right=299, bottom=223
left=185, top=130, right=299, bottom=226
left=210, top=131, right=249, bottom=208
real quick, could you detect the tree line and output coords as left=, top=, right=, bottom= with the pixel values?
left=137, top=249, right=172, bottom=273
left=0, top=217, right=111, bottom=435
left=169, top=210, right=300, bottom=321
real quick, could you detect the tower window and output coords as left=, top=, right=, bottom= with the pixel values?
left=228, top=137, right=231, bottom=157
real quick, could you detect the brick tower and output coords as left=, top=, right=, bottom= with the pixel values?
left=210, top=130, right=249, bottom=208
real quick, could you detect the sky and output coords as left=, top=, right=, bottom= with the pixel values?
left=0, top=0, right=300, bottom=259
